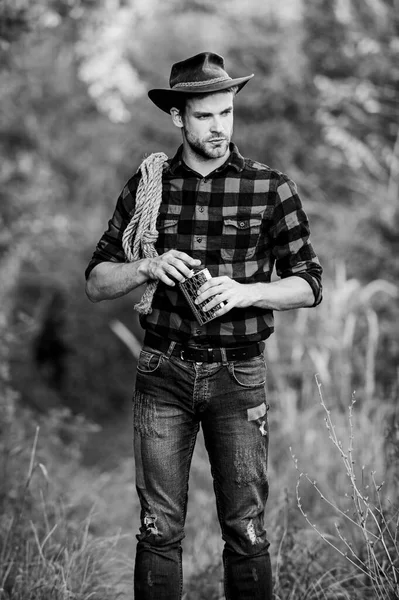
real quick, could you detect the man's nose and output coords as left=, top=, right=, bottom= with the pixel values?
left=210, top=117, right=224, bottom=134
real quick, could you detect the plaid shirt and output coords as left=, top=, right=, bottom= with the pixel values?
left=85, top=144, right=322, bottom=347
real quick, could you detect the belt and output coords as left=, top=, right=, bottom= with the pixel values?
left=144, top=332, right=264, bottom=363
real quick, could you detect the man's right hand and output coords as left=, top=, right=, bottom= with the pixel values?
left=143, top=250, right=201, bottom=287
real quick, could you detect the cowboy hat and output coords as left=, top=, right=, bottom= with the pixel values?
left=148, top=52, right=254, bottom=114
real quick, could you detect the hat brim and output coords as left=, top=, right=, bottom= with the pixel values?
left=148, top=74, right=254, bottom=114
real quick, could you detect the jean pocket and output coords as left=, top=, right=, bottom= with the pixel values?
left=228, top=355, right=266, bottom=388
left=137, top=349, right=164, bottom=374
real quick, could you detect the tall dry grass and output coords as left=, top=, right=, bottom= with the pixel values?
left=1, top=259, right=398, bottom=599
left=183, top=375, right=398, bottom=599
left=0, top=226, right=137, bottom=598
left=291, top=378, right=398, bottom=599
left=268, top=263, right=398, bottom=410
left=183, top=270, right=399, bottom=598
left=0, top=306, right=134, bottom=599
left=0, top=396, right=133, bottom=599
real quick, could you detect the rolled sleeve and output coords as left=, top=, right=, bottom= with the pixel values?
left=272, top=175, right=323, bottom=306
left=84, top=174, right=139, bottom=280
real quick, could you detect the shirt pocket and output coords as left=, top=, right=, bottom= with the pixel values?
left=220, top=214, right=262, bottom=262
left=156, top=217, right=179, bottom=251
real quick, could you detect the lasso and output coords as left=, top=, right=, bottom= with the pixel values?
left=122, top=152, right=168, bottom=314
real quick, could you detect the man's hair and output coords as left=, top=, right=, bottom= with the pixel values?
left=174, top=86, right=239, bottom=115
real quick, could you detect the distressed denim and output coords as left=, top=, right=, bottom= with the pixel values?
left=133, top=343, right=272, bottom=599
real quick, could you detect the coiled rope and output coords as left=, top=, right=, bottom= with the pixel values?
left=122, top=152, right=168, bottom=314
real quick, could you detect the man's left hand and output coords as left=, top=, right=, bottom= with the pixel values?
left=195, top=276, right=253, bottom=316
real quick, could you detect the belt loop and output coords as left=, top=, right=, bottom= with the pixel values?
left=220, top=347, right=228, bottom=366
left=165, top=341, right=176, bottom=359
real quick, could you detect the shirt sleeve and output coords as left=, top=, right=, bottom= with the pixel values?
left=84, top=173, right=140, bottom=280
left=271, top=174, right=323, bottom=306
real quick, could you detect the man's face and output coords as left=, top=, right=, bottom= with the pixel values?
left=179, top=92, right=234, bottom=160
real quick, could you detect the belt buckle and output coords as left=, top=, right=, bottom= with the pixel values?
left=180, top=349, right=186, bottom=361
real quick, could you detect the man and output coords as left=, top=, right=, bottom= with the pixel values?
left=85, top=52, right=322, bottom=600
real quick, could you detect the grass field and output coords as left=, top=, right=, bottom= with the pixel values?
left=1, top=365, right=397, bottom=599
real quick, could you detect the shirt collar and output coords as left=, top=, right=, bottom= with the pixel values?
left=165, top=143, right=245, bottom=177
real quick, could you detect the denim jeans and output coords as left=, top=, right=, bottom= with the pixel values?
left=133, top=342, right=272, bottom=599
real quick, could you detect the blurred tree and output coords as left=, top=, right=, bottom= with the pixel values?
left=1, top=0, right=398, bottom=417
left=302, top=0, right=399, bottom=394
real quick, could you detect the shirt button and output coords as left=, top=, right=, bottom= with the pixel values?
left=199, top=206, right=204, bottom=212
left=239, top=221, right=246, bottom=228
left=197, top=237, right=202, bottom=243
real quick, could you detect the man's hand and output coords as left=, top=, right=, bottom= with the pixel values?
left=194, top=274, right=315, bottom=313
left=145, top=250, right=201, bottom=287
left=195, top=276, right=252, bottom=315
left=86, top=250, right=201, bottom=302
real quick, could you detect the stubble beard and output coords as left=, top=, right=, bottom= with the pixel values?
left=184, top=130, right=231, bottom=161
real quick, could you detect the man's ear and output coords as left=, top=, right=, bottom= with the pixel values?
left=170, top=107, right=183, bottom=129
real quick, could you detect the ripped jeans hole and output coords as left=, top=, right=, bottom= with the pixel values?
left=258, top=420, right=267, bottom=436
left=144, top=513, right=160, bottom=536
left=247, top=402, right=267, bottom=422
left=247, top=403, right=269, bottom=436
left=247, top=519, right=261, bottom=545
